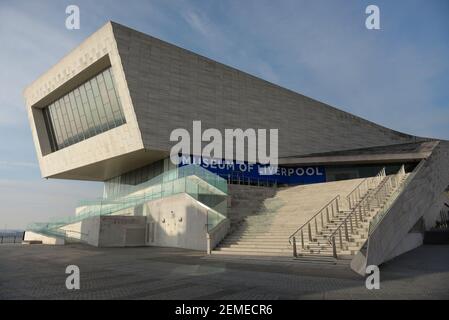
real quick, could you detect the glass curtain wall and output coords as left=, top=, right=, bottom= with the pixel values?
left=42, top=67, right=126, bottom=152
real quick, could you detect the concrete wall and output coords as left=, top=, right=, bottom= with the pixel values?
left=60, top=218, right=101, bottom=246
left=112, top=22, right=418, bottom=160
left=144, top=193, right=213, bottom=251
left=207, top=219, right=231, bottom=254
left=59, top=215, right=146, bottom=247
left=422, top=192, right=449, bottom=230
left=24, top=231, right=64, bottom=245
left=97, top=216, right=146, bottom=247
left=352, top=141, right=449, bottom=274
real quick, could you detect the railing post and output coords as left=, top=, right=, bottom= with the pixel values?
left=332, top=237, right=337, bottom=259
left=344, top=221, right=349, bottom=241
left=292, top=237, right=297, bottom=257
left=301, top=230, right=304, bottom=249
left=326, top=207, right=330, bottom=223
left=339, top=229, right=343, bottom=249
left=308, top=223, right=312, bottom=242
left=314, top=218, right=318, bottom=234
left=336, top=197, right=340, bottom=213
left=320, top=212, right=324, bottom=228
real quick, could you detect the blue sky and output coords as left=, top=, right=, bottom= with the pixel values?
left=0, top=0, right=448, bottom=229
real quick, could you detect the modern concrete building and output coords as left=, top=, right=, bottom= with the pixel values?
left=24, top=22, right=449, bottom=274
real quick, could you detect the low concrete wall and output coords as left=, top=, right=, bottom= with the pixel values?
left=207, top=218, right=231, bottom=254
left=24, top=231, right=64, bottom=245
left=58, top=216, right=146, bottom=247
left=98, top=215, right=146, bottom=247
left=60, top=217, right=100, bottom=246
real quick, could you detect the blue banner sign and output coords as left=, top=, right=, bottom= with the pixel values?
left=178, top=155, right=325, bottom=185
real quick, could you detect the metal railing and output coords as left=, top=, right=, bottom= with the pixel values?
left=347, top=168, right=386, bottom=210
left=435, top=207, right=449, bottom=229
left=289, top=195, right=341, bottom=257
left=288, top=167, right=387, bottom=257
left=0, top=233, right=24, bottom=244
left=327, top=165, right=406, bottom=258
left=368, top=165, right=414, bottom=234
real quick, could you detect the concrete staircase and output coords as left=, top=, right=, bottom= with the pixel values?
left=212, top=167, right=409, bottom=262
left=211, top=178, right=366, bottom=258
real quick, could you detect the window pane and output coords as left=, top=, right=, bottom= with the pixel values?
left=42, top=67, right=126, bottom=152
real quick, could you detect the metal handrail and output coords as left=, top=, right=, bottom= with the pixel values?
left=346, top=168, right=386, bottom=209
left=288, top=167, right=387, bottom=257
left=289, top=195, right=341, bottom=242
left=288, top=195, right=341, bottom=257
left=327, top=165, right=405, bottom=258
left=368, top=165, right=416, bottom=234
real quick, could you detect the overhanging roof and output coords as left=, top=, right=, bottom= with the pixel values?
left=279, top=141, right=438, bottom=166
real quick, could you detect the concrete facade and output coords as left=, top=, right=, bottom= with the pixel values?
left=113, top=22, right=420, bottom=160
left=24, top=21, right=422, bottom=181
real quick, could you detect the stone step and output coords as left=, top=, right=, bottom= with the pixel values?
left=222, top=239, right=289, bottom=245
left=231, top=231, right=293, bottom=236
left=214, top=247, right=292, bottom=254
left=225, top=237, right=289, bottom=243
left=221, top=244, right=291, bottom=250
left=211, top=250, right=292, bottom=257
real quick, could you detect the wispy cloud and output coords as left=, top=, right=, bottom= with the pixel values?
left=0, top=161, right=38, bottom=168
left=183, top=10, right=209, bottom=37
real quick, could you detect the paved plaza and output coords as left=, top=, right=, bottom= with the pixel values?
left=0, top=244, right=448, bottom=300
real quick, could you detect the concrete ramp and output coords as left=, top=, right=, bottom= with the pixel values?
left=352, top=141, right=449, bottom=274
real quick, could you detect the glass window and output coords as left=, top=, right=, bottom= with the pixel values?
left=42, top=67, right=126, bottom=152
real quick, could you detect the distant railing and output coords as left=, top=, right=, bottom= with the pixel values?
left=0, top=232, right=24, bottom=244
left=435, top=207, right=449, bottom=229
left=289, top=195, right=341, bottom=257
